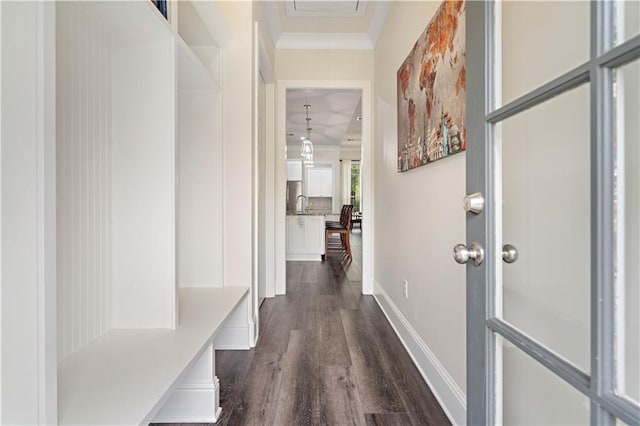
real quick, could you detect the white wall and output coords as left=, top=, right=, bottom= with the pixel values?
left=56, top=1, right=113, bottom=360
left=373, top=2, right=466, bottom=423
left=276, top=50, right=374, bottom=81
left=177, top=89, right=222, bottom=288
left=111, top=34, right=176, bottom=329
left=217, top=1, right=253, bottom=289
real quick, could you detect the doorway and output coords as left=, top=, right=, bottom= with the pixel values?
left=275, top=81, right=373, bottom=296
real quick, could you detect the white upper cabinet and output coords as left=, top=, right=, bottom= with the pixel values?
left=307, top=167, right=332, bottom=197
left=287, top=160, right=303, bottom=181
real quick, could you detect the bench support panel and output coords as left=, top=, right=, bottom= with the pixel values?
left=152, top=343, right=222, bottom=423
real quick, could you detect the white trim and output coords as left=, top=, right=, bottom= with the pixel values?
left=0, top=3, right=4, bottom=418
left=284, top=0, right=369, bottom=18
left=249, top=314, right=259, bottom=347
left=367, top=1, right=392, bottom=48
left=276, top=32, right=374, bottom=50
left=262, top=1, right=283, bottom=50
left=37, top=2, right=58, bottom=423
left=252, top=20, right=259, bottom=353
left=261, top=1, right=390, bottom=51
left=373, top=280, right=467, bottom=426
left=265, top=81, right=276, bottom=299
left=275, top=80, right=373, bottom=296
left=286, top=254, right=323, bottom=262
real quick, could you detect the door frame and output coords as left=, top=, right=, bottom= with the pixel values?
left=274, top=80, right=373, bottom=296
left=252, top=22, right=276, bottom=345
left=466, top=1, right=640, bottom=424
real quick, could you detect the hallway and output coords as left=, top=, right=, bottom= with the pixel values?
left=215, top=232, right=450, bottom=425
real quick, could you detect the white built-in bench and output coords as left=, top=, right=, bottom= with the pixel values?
left=58, top=287, right=249, bottom=425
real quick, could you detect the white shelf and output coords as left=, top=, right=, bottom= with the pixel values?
left=58, top=287, right=249, bottom=425
left=80, top=0, right=173, bottom=37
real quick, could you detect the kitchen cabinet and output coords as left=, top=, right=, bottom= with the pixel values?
left=307, top=167, right=332, bottom=197
left=286, top=215, right=325, bottom=261
left=287, top=160, right=303, bottom=181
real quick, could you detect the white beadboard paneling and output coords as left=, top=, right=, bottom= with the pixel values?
left=56, top=2, right=112, bottom=360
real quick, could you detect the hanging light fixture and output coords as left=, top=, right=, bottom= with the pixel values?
left=300, top=104, right=314, bottom=165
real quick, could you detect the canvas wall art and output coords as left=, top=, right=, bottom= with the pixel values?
left=397, top=0, right=466, bottom=172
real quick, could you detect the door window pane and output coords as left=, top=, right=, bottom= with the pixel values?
left=498, top=84, right=591, bottom=373
left=614, top=0, right=640, bottom=47
left=614, top=59, right=640, bottom=403
left=498, top=1, right=590, bottom=107
left=499, top=336, right=590, bottom=425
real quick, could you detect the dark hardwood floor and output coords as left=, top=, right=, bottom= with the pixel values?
left=213, top=231, right=450, bottom=426
left=157, top=231, right=450, bottom=425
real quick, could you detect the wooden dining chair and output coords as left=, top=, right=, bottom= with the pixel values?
left=324, top=205, right=353, bottom=261
left=326, top=204, right=349, bottom=228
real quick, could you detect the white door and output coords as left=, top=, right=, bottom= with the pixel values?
left=464, top=1, right=640, bottom=424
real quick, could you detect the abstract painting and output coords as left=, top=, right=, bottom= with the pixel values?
left=397, top=0, right=466, bottom=172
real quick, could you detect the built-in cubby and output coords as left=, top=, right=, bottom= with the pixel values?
left=54, top=1, right=247, bottom=423
left=177, top=75, right=223, bottom=288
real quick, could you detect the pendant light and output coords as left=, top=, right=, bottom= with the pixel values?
left=301, top=104, right=314, bottom=164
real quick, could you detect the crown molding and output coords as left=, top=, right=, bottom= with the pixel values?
left=276, top=32, right=374, bottom=50
left=367, top=1, right=391, bottom=48
left=263, top=1, right=283, bottom=49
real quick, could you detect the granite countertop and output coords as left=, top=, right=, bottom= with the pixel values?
left=286, top=212, right=326, bottom=216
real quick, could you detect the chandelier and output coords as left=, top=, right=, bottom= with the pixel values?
left=300, top=104, right=314, bottom=165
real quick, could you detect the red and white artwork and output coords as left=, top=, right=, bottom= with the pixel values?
left=397, top=0, right=466, bottom=172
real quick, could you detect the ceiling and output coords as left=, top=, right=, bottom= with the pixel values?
left=286, top=89, right=362, bottom=150
left=274, top=2, right=377, bottom=154
left=263, top=0, right=391, bottom=50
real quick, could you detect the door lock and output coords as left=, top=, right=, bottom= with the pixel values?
left=453, top=242, right=485, bottom=266
left=502, top=244, right=519, bottom=263
left=463, top=192, right=484, bottom=214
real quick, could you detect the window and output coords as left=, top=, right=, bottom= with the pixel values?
left=350, top=161, right=361, bottom=213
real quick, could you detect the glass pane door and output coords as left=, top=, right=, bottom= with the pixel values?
left=465, top=1, right=640, bottom=424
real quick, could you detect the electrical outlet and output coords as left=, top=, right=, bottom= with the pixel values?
left=402, top=279, right=409, bottom=299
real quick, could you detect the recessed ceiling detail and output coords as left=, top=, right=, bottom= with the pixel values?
left=286, top=89, right=362, bottom=149
left=263, top=1, right=391, bottom=50
left=286, top=0, right=368, bottom=17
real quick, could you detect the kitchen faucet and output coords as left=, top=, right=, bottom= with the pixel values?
left=296, top=194, right=308, bottom=213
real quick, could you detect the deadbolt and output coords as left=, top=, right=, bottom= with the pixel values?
left=453, top=242, right=485, bottom=266
left=502, top=244, right=519, bottom=263
left=463, top=192, right=484, bottom=214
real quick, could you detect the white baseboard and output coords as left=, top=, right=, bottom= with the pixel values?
left=286, top=253, right=322, bottom=261
left=373, top=280, right=466, bottom=426
left=249, top=314, right=258, bottom=347
left=153, top=381, right=221, bottom=423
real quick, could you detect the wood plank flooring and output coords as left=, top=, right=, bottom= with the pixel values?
left=169, top=231, right=450, bottom=425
